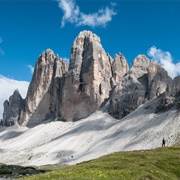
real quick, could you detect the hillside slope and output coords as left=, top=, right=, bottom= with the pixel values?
left=22, top=147, right=180, bottom=180
left=0, top=97, right=179, bottom=166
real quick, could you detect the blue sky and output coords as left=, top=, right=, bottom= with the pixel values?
left=0, top=0, right=180, bottom=117
left=0, top=0, right=180, bottom=81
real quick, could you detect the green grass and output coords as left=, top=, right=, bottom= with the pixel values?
left=19, top=147, right=180, bottom=179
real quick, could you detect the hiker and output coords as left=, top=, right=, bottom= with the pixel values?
left=0, top=119, right=3, bottom=126
left=162, top=138, right=165, bottom=147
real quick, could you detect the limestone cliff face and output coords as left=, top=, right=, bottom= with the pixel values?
left=172, top=76, right=180, bottom=109
left=3, top=90, right=25, bottom=126
left=111, top=53, right=129, bottom=87
left=109, top=55, right=172, bottom=119
left=4, top=49, right=68, bottom=126
left=22, top=49, right=68, bottom=126
left=3, top=30, right=180, bottom=126
left=156, top=76, right=180, bottom=112
left=148, top=62, right=172, bottom=99
left=170, top=76, right=180, bottom=97
left=60, top=31, right=114, bottom=121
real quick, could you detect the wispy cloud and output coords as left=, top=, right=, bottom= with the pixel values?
left=58, top=0, right=117, bottom=28
left=0, top=75, right=29, bottom=119
left=148, top=46, right=180, bottom=78
left=27, top=65, right=34, bottom=74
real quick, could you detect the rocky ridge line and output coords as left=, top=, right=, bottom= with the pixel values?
left=2, top=31, right=180, bottom=126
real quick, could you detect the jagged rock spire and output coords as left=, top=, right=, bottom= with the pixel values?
left=3, top=89, right=24, bottom=126
left=3, top=31, right=179, bottom=126
left=60, top=31, right=114, bottom=121
left=109, top=54, right=172, bottom=119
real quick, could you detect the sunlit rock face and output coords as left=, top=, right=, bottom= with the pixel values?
left=110, top=53, right=129, bottom=87
left=3, top=49, right=68, bottom=126
left=23, top=49, right=68, bottom=126
left=109, top=55, right=172, bottom=119
left=3, top=30, right=179, bottom=126
left=60, top=31, right=114, bottom=121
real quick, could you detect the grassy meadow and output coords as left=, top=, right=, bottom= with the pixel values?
left=17, top=146, right=180, bottom=180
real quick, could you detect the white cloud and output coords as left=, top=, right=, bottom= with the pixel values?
left=148, top=46, right=180, bottom=78
left=58, top=0, right=116, bottom=28
left=59, top=0, right=80, bottom=27
left=27, top=65, right=34, bottom=74
left=0, top=75, right=29, bottom=119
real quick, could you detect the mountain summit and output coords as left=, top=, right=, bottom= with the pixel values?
left=2, top=31, right=180, bottom=126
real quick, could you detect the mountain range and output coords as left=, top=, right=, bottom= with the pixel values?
left=0, top=31, right=179, bottom=166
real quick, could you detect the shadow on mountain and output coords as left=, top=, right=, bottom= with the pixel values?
left=26, top=76, right=64, bottom=128
left=51, top=115, right=115, bottom=142
left=101, top=101, right=174, bottom=146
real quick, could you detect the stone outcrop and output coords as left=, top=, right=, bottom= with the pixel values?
left=156, top=76, right=180, bottom=112
left=60, top=31, right=114, bottom=121
left=170, top=76, right=180, bottom=97
left=172, top=76, right=180, bottom=109
left=111, top=53, right=129, bottom=87
left=4, top=31, right=121, bottom=125
left=21, top=49, right=68, bottom=126
left=147, top=61, right=172, bottom=99
left=109, top=55, right=172, bottom=119
left=3, top=49, right=68, bottom=126
left=2, top=30, right=180, bottom=126
left=3, top=90, right=25, bottom=126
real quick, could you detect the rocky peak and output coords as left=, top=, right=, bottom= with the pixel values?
left=3, top=49, right=68, bottom=126
left=130, top=55, right=151, bottom=79
left=68, top=30, right=101, bottom=73
left=170, top=76, right=180, bottom=97
left=110, top=53, right=129, bottom=86
left=3, top=89, right=24, bottom=126
left=131, top=54, right=150, bottom=68
left=61, top=31, right=113, bottom=121
left=76, top=30, right=100, bottom=43
left=22, top=49, right=68, bottom=125
left=147, top=61, right=172, bottom=99
left=3, top=31, right=179, bottom=126
left=12, top=89, right=21, bottom=97
left=113, top=53, right=128, bottom=75
left=109, top=54, right=173, bottom=119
